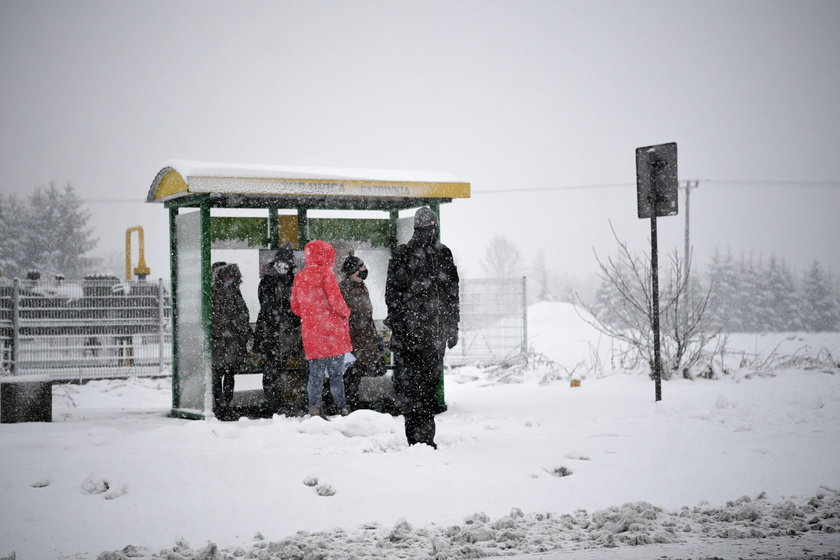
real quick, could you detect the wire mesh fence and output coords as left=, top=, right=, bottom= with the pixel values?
left=0, top=275, right=524, bottom=380
left=447, top=277, right=527, bottom=367
left=0, top=276, right=171, bottom=380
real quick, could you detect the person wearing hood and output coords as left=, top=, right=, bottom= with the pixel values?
left=290, top=240, right=352, bottom=417
left=254, top=246, right=303, bottom=412
left=211, top=262, right=252, bottom=414
left=385, top=207, right=460, bottom=449
left=339, top=254, right=386, bottom=410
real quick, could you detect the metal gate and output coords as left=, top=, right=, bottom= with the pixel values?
left=0, top=276, right=171, bottom=380
left=448, top=277, right=527, bottom=367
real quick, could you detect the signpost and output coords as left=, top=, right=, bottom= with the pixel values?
left=635, top=142, right=678, bottom=402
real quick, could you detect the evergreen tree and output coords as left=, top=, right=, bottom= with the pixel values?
left=0, top=183, right=97, bottom=280
left=734, top=252, right=761, bottom=332
left=801, top=260, right=840, bottom=331
left=591, top=268, right=625, bottom=327
left=0, top=194, right=28, bottom=278
left=753, top=254, right=775, bottom=331
left=765, top=255, right=803, bottom=331
left=706, top=248, right=739, bottom=331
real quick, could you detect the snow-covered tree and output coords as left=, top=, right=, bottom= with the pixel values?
left=0, top=193, right=28, bottom=278
left=801, top=260, right=840, bottom=331
left=765, top=254, right=803, bottom=331
left=0, top=183, right=97, bottom=280
left=706, top=248, right=739, bottom=331
left=734, top=252, right=762, bottom=332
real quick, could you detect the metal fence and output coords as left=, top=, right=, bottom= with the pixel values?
left=447, top=277, right=527, bottom=367
left=0, top=277, right=171, bottom=380
left=0, top=276, right=525, bottom=379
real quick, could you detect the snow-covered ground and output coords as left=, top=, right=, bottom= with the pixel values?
left=1, top=302, right=840, bottom=560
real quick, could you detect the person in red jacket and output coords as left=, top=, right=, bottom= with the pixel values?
left=290, top=240, right=353, bottom=417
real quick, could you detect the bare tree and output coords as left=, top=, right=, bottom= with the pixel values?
left=481, top=235, right=523, bottom=279
left=530, top=250, right=552, bottom=302
left=577, top=226, right=717, bottom=379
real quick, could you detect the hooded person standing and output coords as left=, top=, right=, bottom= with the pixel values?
left=385, top=207, right=460, bottom=448
left=290, top=240, right=352, bottom=417
left=339, top=254, right=386, bottom=410
left=211, top=262, right=251, bottom=414
left=254, top=246, right=303, bottom=412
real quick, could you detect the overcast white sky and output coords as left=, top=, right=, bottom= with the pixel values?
left=1, top=0, right=839, bottom=285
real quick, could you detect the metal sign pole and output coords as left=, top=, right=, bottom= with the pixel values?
left=650, top=214, right=663, bottom=402
left=636, top=142, right=677, bottom=403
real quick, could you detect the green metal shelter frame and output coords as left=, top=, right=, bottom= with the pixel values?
left=146, top=161, right=470, bottom=420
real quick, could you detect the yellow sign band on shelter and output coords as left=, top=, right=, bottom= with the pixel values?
left=146, top=162, right=470, bottom=203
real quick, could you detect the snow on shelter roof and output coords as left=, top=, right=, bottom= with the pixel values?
left=146, top=160, right=470, bottom=208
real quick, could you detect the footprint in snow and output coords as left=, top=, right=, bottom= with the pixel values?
left=81, top=473, right=127, bottom=499
left=82, top=475, right=110, bottom=495
left=316, top=484, right=336, bottom=496
left=303, top=476, right=319, bottom=487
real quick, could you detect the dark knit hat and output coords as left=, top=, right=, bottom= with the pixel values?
left=274, top=246, right=295, bottom=264
left=414, top=207, right=438, bottom=228
left=341, top=255, right=364, bottom=277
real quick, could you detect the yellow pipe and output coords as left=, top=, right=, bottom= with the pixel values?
left=125, top=226, right=151, bottom=280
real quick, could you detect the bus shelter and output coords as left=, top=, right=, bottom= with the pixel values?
left=146, top=161, right=470, bottom=419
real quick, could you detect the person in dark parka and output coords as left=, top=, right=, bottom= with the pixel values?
left=211, top=262, right=251, bottom=413
left=385, top=207, right=460, bottom=448
left=254, top=246, right=303, bottom=411
left=339, top=255, right=386, bottom=410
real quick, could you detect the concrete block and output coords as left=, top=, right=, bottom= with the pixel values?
left=0, top=375, right=53, bottom=423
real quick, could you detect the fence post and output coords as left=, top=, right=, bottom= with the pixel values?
left=158, top=278, right=166, bottom=373
left=11, top=278, right=20, bottom=375
left=521, top=276, right=528, bottom=357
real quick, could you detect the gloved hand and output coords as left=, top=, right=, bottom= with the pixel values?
left=389, top=335, right=403, bottom=351
left=446, top=333, right=458, bottom=349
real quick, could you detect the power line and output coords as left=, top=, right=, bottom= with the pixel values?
left=473, top=178, right=840, bottom=195
left=699, top=179, right=840, bottom=187
left=80, top=199, right=145, bottom=204
left=474, top=182, right=633, bottom=194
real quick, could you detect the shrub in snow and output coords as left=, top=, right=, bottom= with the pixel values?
left=545, top=465, right=573, bottom=477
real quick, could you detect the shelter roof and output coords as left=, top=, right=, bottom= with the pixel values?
left=146, top=160, right=470, bottom=210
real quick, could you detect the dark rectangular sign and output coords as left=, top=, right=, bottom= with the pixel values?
left=636, top=142, right=678, bottom=219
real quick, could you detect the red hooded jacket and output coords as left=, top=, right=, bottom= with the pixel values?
left=290, top=240, right=352, bottom=359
